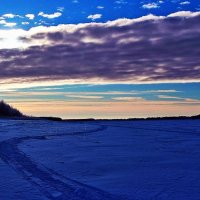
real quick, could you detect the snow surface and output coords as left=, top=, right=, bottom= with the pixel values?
left=0, top=119, right=200, bottom=199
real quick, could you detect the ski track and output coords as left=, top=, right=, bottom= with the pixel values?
left=0, top=124, right=126, bottom=200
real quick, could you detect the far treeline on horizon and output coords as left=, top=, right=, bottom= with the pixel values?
left=0, top=0, right=199, bottom=118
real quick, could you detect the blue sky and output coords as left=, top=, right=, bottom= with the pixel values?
left=0, top=0, right=199, bottom=118
left=4, top=82, right=200, bottom=102
left=0, top=0, right=199, bottom=29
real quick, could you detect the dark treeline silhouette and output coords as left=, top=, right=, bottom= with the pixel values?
left=65, top=115, right=200, bottom=122
left=0, top=101, right=23, bottom=117
left=127, top=115, right=200, bottom=121
left=65, top=118, right=95, bottom=122
left=0, top=101, right=62, bottom=121
left=95, top=115, right=200, bottom=121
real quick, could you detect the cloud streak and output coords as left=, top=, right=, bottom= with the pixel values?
left=142, top=3, right=160, bottom=9
left=25, top=14, right=35, bottom=20
left=87, top=14, right=102, bottom=21
left=0, top=20, right=17, bottom=27
left=38, top=12, right=62, bottom=19
left=0, top=11, right=199, bottom=84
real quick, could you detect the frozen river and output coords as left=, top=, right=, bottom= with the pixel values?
left=0, top=119, right=200, bottom=200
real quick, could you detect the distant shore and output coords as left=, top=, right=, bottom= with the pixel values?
left=65, top=115, right=200, bottom=121
left=0, top=114, right=199, bottom=122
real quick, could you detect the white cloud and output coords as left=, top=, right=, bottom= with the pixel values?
left=97, top=6, right=104, bottom=9
left=38, top=12, right=62, bottom=19
left=22, top=22, right=29, bottom=25
left=158, top=95, right=184, bottom=99
left=113, top=97, right=145, bottom=101
left=180, top=1, right=190, bottom=5
left=87, top=14, right=102, bottom=21
left=2, top=13, right=22, bottom=18
left=0, top=20, right=17, bottom=27
left=2, top=14, right=15, bottom=18
left=168, top=11, right=200, bottom=18
left=107, top=14, right=164, bottom=26
left=146, top=90, right=179, bottom=93
left=158, top=95, right=200, bottom=103
left=185, top=98, right=200, bottom=103
left=115, top=0, right=128, bottom=4
left=25, top=14, right=35, bottom=20
left=142, top=3, right=160, bottom=9
left=0, top=10, right=197, bottom=49
left=66, top=95, right=103, bottom=99
left=57, top=7, right=65, bottom=12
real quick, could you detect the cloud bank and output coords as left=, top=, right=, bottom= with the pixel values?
left=0, top=11, right=199, bottom=84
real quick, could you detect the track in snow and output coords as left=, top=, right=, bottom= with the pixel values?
left=0, top=125, right=126, bottom=200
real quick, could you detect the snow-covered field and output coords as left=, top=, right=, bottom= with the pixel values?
left=0, top=119, right=200, bottom=200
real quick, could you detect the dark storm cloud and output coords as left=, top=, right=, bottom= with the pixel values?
left=0, top=12, right=200, bottom=83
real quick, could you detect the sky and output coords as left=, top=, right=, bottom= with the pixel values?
left=0, top=0, right=199, bottom=118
